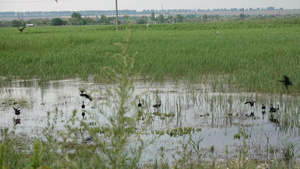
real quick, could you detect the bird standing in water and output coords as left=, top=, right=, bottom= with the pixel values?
left=79, top=90, right=92, bottom=101
left=138, top=100, right=142, bottom=108
left=262, top=104, right=266, bottom=115
left=245, top=100, right=255, bottom=116
left=153, top=100, right=161, bottom=109
left=81, top=101, right=85, bottom=109
left=269, top=104, right=279, bottom=113
left=81, top=100, right=86, bottom=119
left=245, top=100, right=255, bottom=107
left=278, top=75, right=292, bottom=90
left=13, top=107, right=21, bottom=117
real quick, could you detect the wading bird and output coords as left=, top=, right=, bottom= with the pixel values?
left=269, top=104, right=279, bottom=113
left=82, top=112, right=85, bottom=119
left=138, top=100, right=142, bottom=108
left=262, top=104, right=266, bottom=115
left=245, top=100, right=255, bottom=113
left=13, top=107, right=21, bottom=117
left=153, top=100, right=161, bottom=109
left=17, top=26, right=26, bottom=32
left=79, top=90, right=92, bottom=101
left=81, top=101, right=85, bottom=109
left=245, top=100, right=255, bottom=107
left=278, top=75, right=292, bottom=90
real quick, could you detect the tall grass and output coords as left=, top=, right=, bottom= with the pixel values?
left=0, top=18, right=299, bottom=93
left=0, top=28, right=155, bottom=168
left=0, top=21, right=299, bottom=168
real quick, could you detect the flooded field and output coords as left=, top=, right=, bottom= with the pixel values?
left=0, top=78, right=299, bottom=164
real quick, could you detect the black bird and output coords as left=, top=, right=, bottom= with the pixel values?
left=84, top=137, right=92, bottom=143
left=278, top=75, right=292, bottom=90
left=245, top=100, right=255, bottom=107
left=80, top=93, right=92, bottom=101
left=245, top=100, right=255, bottom=112
left=269, top=104, right=279, bottom=113
left=275, top=104, right=279, bottom=112
left=138, top=100, right=142, bottom=108
left=262, top=104, right=266, bottom=115
left=153, top=100, right=161, bottom=108
left=81, top=101, right=85, bottom=109
left=79, top=89, right=92, bottom=101
left=82, top=111, right=85, bottom=119
left=269, top=104, right=274, bottom=113
left=13, top=107, right=21, bottom=116
left=17, top=26, right=26, bottom=32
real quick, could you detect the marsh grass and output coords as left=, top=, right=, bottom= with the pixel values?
left=1, top=18, right=300, bottom=93
left=0, top=19, right=299, bottom=168
left=0, top=27, right=157, bottom=168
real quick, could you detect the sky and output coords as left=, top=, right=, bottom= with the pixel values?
left=0, top=0, right=299, bottom=12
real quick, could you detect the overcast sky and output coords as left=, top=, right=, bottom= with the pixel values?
left=0, top=0, right=299, bottom=12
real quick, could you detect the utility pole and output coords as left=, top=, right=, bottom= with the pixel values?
left=115, top=0, right=119, bottom=31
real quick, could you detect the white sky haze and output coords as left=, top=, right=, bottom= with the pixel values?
left=0, top=0, right=299, bottom=12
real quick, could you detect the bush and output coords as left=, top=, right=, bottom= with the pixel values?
left=51, top=18, right=65, bottom=26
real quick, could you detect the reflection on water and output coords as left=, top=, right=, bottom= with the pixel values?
left=0, top=78, right=299, bottom=163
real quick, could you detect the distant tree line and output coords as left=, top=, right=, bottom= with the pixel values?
left=0, top=7, right=285, bottom=18
left=0, top=12, right=299, bottom=27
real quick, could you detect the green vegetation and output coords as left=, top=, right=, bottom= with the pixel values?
left=0, top=18, right=299, bottom=168
left=1, top=18, right=299, bottom=93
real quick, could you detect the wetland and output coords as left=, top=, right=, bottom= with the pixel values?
left=0, top=18, right=300, bottom=168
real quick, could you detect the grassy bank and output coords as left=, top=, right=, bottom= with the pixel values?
left=0, top=18, right=300, bottom=93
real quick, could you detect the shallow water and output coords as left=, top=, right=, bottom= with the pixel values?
left=0, top=78, right=299, bottom=164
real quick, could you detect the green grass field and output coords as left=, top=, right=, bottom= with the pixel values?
left=1, top=18, right=300, bottom=93
left=0, top=18, right=300, bottom=168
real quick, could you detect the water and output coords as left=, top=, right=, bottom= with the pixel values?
left=0, top=78, right=299, bottom=164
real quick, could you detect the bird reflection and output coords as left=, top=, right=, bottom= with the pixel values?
left=269, top=114, right=280, bottom=124
left=15, top=118, right=21, bottom=125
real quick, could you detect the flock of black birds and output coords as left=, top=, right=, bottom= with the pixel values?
left=244, top=100, right=280, bottom=123
left=11, top=76, right=291, bottom=125
left=242, top=75, right=291, bottom=124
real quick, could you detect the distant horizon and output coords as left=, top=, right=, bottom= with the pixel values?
left=1, top=7, right=299, bottom=13
left=0, top=0, right=299, bottom=13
